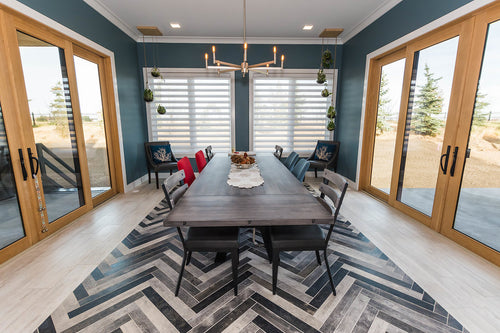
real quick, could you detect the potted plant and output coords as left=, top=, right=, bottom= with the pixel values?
left=321, top=49, right=333, bottom=69
left=316, top=69, right=326, bottom=84
left=157, top=104, right=166, bottom=114
left=144, top=88, right=154, bottom=102
left=151, top=67, right=161, bottom=78
left=321, top=86, right=331, bottom=97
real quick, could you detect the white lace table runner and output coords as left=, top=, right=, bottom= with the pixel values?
left=227, top=163, right=264, bottom=188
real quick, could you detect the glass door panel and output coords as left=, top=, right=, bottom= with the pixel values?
left=0, top=103, right=26, bottom=250
left=17, top=31, right=85, bottom=223
left=397, top=37, right=459, bottom=216
left=453, top=20, right=500, bottom=252
left=370, top=59, right=405, bottom=193
left=73, top=56, right=111, bottom=198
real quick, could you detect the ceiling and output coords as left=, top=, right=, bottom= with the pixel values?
left=84, top=0, right=402, bottom=43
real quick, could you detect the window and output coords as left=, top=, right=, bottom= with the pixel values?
left=250, top=69, right=335, bottom=154
left=145, top=69, right=234, bottom=155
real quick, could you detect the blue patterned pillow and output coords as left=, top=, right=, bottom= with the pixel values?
left=150, top=144, right=173, bottom=164
left=314, top=142, right=336, bottom=162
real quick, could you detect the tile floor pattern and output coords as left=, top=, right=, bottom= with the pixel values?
left=35, top=198, right=468, bottom=332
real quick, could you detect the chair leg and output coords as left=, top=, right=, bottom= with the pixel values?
left=272, top=250, right=280, bottom=295
left=231, top=249, right=239, bottom=296
left=148, top=169, right=151, bottom=184
left=314, top=168, right=318, bottom=178
left=315, top=250, right=322, bottom=265
left=155, top=171, right=159, bottom=189
left=186, top=251, right=192, bottom=265
left=175, top=250, right=188, bottom=296
left=260, top=227, right=272, bottom=263
left=323, top=249, right=336, bottom=296
left=170, top=169, right=173, bottom=175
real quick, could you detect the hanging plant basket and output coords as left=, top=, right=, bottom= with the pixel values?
left=157, top=104, right=166, bottom=114
left=321, top=49, right=333, bottom=69
left=321, top=87, right=331, bottom=97
left=151, top=67, right=161, bottom=78
left=143, top=88, right=154, bottom=102
left=316, top=69, right=326, bottom=84
left=327, top=105, right=336, bottom=119
left=327, top=119, right=335, bottom=131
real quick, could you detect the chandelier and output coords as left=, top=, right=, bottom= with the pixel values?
left=204, top=0, right=284, bottom=77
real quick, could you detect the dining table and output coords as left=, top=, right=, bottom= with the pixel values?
left=163, top=153, right=334, bottom=228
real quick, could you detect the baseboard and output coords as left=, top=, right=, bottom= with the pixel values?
left=124, top=174, right=149, bottom=193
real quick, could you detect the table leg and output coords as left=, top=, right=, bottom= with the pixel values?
left=215, top=252, right=227, bottom=262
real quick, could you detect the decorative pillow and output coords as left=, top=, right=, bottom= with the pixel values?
left=150, top=144, right=173, bottom=164
left=314, top=142, right=336, bottom=162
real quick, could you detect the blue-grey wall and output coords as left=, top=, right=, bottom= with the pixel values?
left=137, top=43, right=342, bottom=151
left=337, top=0, right=473, bottom=181
left=17, top=0, right=147, bottom=184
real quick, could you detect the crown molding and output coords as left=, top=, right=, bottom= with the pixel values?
left=83, top=0, right=139, bottom=40
left=137, top=36, right=343, bottom=45
left=342, top=0, right=402, bottom=43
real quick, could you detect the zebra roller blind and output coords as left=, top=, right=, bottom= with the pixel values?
left=146, top=69, right=234, bottom=155
left=250, top=70, right=335, bottom=154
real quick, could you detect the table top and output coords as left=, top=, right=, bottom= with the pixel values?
left=163, top=154, right=334, bottom=227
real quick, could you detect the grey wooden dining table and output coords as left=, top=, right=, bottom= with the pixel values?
left=163, top=154, right=334, bottom=227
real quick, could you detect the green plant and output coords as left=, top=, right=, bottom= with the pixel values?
left=327, top=119, right=335, bottom=131
left=327, top=105, right=336, bottom=119
left=321, top=50, right=333, bottom=68
left=316, top=69, right=326, bottom=84
left=144, top=88, right=154, bottom=102
left=321, top=87, right=331, bottom=97
left=157, top=105, right=166, bottom=114
left=151, top=67, right=162, bottom=78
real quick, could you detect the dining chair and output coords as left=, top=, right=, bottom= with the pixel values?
left=282, top=151, right=299, bottom=170
left=177, top=156, right=196, bottom=186
left=195, top=150, right=207, bottom=173
left=144, top=141, right=178, bottom=189
left=291, top=158, right=310, bottom=182
left=268, top=169, right=348, bottom=295
left=162, top=171, right=241, bottom=297
left=205, top=145, right=214, bottom=162
left=274, top=145, right=283, bottom=160
left=307, top=140, right=340, bottom=178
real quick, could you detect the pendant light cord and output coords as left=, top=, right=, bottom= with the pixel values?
left=243, top=0, right=246, bottom=44
left=143, top=35, right=148, bottom=85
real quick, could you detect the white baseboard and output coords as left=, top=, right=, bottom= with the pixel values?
left=124, top=174, right=149, bottom=192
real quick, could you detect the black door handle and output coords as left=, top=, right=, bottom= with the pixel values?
left=27, top=147, right=39, bottom=178
left=18, top=148, right=28, bottom=181
left=440, top=145, right=451, bottom=175
left=450, top=146, right=459, bottom=177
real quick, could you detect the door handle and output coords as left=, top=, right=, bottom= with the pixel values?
left=440, top=145, right=451, bottom=175
left=450, top=146, right=459, bottom=177
left=27, top=147, right=39, bottom=178
left=18, top=149, right=28, bottom=181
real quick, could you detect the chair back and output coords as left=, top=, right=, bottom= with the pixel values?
left=177, top=157, right=196, bottom=186
left=291, top=158, right=310, bottom=182
left=195, top=150, right=207, bottom=173
left=309, top=140, right=340, bottom=171
left=161, top=170, right=188, bottom=210
left=274, top=145, right=283, bottom=160
left=144, top=141, right=176, bottom=167
left=205, top=145, right=214, bottom=161
left=318, top=169, right=348, bottom=244
left=283, top=151, right=299, bottom=170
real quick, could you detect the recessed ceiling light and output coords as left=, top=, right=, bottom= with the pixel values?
left=302, top=25, right=313, bottom=31
left=170, top=23, right=181, bottom=29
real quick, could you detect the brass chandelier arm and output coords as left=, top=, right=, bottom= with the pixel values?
left=248, top=60, right=275, bottom=68
left=219, top=68, right=240, bottom=74
left=214, top=60, right=241, bottom=68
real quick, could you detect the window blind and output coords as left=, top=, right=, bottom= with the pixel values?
left=146, top=69, right=234, bottom=155
left=250, top=70, right=335, bottom=154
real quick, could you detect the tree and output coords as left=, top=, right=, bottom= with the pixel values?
left=376, top=72, right=392, bottom=135
left=49, top=82, right=69, bottom=135
left=472, top=91, right=490, bottom=127
left=412, top=64, right=444, bottom=136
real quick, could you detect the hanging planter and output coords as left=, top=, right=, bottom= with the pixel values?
left=316, top=69, right=326, bottom=84
left=321, top=86, right=331, bottom=97
left=327, top=119, right=335, bottom=131
left=151, top=67, right=161, bottom=78
left=144, top=88, right=154, bottom=102
left=157, top=104, right=166, bottom=114
left=321, top=49, right=333, bottom=69
left=327, top=105, right=336, bottom=119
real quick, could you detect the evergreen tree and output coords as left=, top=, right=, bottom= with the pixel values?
left=412, top=64, right=444, bottom=136
left=376, top=72, right=392, bottom=135
left=472, top=91, right=490, bottom=127
left=49, top=82, right=68, bottom=135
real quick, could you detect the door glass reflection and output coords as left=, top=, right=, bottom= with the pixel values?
left=17, top=31, right=85, bottom=222
left=0, top=103, right=26, bottom=250
left=397, top=37, right=459, bottom=216
left=453, top=20, right=500, bottom=252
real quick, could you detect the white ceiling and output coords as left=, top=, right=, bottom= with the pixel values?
left=84, top=0, right=402, bottom=43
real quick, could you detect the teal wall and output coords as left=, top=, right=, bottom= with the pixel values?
left=137, top=43, right=342, bottom=151
left=16, top=0, right=147, bottom=184
left=337, top=0, right=473, bottom=181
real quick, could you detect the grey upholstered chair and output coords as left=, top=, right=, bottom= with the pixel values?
left=291, top=158, right=310, bottom=182
left=162, top=171, right=241, bottom=297
left=269, top=169, right=348, bottom=295
left=145, top=141, right=178, bottom=189
left=283, top=151, right=299, bottom=170
left=307, top=140, right=340, bottom=178
left=274, top=145, right=283, bottom=160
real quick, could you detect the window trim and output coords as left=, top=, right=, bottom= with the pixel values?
left=248, top=68, right=336, bottom=156
left=143, top=67, right=235, bottom=157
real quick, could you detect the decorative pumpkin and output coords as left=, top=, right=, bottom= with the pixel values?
left=321, top=50, right=333, bottom=69
left=157, top=105, right=166, bottom=114
left=143, top=88, right=154, bottom=102
left=327, top=119, right=335, bottom=131
left=316, top=69, right=326, bottom=84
